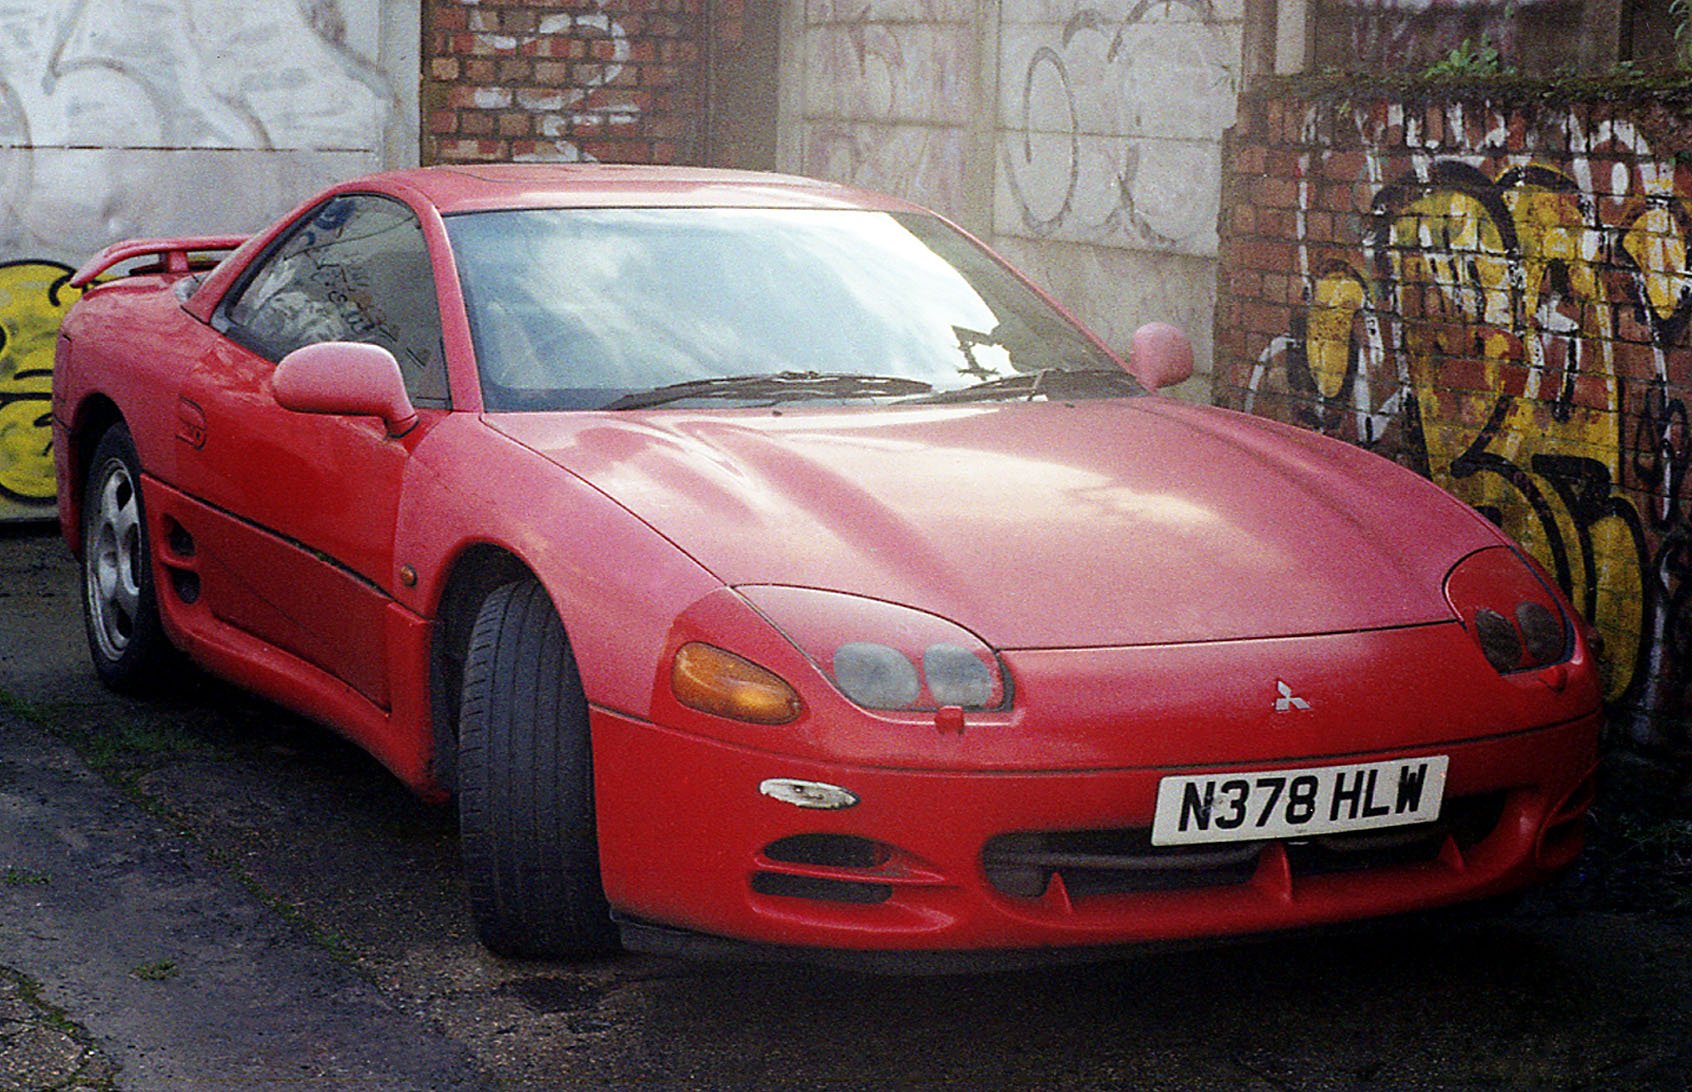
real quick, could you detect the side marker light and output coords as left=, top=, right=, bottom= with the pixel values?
left=759, top=779, right=860, bottom=810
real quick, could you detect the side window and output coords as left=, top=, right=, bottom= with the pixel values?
left=224, top=195, right=449, bottom=408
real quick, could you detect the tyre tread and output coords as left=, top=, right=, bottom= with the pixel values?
left=458, top=579, right=616, bottom=958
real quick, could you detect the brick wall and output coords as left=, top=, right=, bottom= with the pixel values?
left=1214, top=87, right=1692, bottom=800
left=422, top=0, right=738, bottom=166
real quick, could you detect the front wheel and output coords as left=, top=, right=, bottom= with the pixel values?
left=80, top=423, right=173, bottom=692
left=457, top=578, right=617, bottom=958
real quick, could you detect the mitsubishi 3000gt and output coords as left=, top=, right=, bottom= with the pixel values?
left=51, top=165, right=1601, bottom=966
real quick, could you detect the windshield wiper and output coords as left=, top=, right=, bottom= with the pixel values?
left=898, top=367, right=1140, bottom=405
left=602, top=371, right=934, bottom=411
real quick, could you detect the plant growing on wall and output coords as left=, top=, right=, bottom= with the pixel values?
left=1422, top=37, right=1512, bottom=78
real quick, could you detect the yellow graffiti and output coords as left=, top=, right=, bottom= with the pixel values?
left=1307, top=270, right=1366, bottom=399
left=1385, top=171, right=1640, bottom=699
left=0, top=262, right=80, bottom=505
left=1394, top=192, right=1514, bottom=327
left=1621, top=202, right=1691, bottom=325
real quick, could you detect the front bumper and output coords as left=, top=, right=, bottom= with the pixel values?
left=591, top=708, right=1599, bottom=955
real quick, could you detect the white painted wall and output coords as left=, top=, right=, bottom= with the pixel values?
left=0, top=0, right=419, bottom=519
left=778, top=0, right=1244, bottom=400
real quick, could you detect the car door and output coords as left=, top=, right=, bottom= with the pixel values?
left=174, top=193, right=449, bottom=708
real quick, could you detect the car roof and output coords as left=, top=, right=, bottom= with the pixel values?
left=370, top=164, right=923, bottom=216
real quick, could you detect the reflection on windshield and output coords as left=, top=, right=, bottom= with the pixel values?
left=445, top=207, right=1126, bottom=411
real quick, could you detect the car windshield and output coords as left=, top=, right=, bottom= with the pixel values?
left=444, top=207, right=1133, bottom=411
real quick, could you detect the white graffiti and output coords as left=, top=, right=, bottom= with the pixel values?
left=470, top=6, right=639, bottom=161
left=0, top=0, right=402, bottom=256
left=999, top=1, right=1239, bottom=255
left=799, top=6, right=973, bottom=215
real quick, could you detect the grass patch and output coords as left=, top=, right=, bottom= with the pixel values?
left=0, top=686, right=50, bottom=725
left=3, top=865, right=51, bottom=886
left=1566, top=791, right=1692, bottom=915
left=129, top=959, right=179, bottom=982
left=77, top=720, right=212, bottom=775
left=1608, top=816, right=1692, bottom=912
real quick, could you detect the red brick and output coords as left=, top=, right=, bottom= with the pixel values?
left=1255, top=177, right=1298, bottom=208
left=1265, top=147, right=1302, bottom=179
left=1321, top=150, right=1366, bottom=185
left=644, top=115, right=690, bottom=140
left=436, top=139, right=504, bottom=162
left=1244, top=301, right=1290, bottom=336
left=1611, top=339, right=1659, bottom=383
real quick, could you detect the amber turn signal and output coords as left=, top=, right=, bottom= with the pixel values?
left=672, top=642, right=803, bottom=724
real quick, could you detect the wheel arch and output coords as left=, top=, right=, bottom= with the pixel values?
left=427, top=541, right=539, bottom=794
left=60, top=393, right=124, bottom=556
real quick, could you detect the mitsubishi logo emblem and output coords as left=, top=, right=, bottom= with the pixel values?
left=1274, top=680, right=1311, bottom=713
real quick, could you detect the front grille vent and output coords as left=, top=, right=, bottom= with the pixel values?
left=982, top=792, right=1508, bottom=901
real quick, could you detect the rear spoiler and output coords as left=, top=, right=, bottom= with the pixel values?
left=70, top=234, right=249, bottom=288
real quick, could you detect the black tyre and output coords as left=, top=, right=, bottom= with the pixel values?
left=80, top=423, right=174, bottom=692
left=457, top=578, right=617, bottom=958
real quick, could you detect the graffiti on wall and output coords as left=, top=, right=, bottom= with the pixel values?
left=0, top=0, right=399, bottom=256
left=0, top=0, right=404, bottom=514
left=0, top=262, right=76, bottom=505
left=997, top=0, right=1239, bottom=256
left=461, top=2, right=643, bottom=162
left=1241, top=104, right=1692, bottom=730
left=801, top=3, right=974, bottom=216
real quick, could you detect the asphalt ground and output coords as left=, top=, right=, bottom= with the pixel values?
left=2, top=523, right=1691, bottom=1089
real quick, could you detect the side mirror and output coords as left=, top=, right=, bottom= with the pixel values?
left=1128, top=322, right=1195, bottom=392
left=273, top=342, right=418, bottom=437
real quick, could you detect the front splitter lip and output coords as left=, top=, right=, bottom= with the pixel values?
left=614, top=893, right=1534, bottom=975
left=591, top=707, right=1601, bottom=955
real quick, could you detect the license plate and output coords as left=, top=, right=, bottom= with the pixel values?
left=1151, top=756, right=1450, bottom=846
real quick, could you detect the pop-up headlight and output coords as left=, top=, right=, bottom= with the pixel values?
left=738, top=586, right=1007, bottom=712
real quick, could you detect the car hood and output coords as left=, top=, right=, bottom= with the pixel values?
left=487, top=399, right=1498, bottom=649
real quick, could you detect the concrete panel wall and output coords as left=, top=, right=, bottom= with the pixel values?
left=777, top=1, right=1245, bottom=394
left=0, top=0, right=418, bottom=521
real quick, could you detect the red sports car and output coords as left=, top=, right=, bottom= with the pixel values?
left=52, top=165, right=1600, bottom=967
